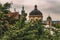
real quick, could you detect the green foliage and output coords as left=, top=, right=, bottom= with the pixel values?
left=0, top=2, right=11, bottom=14
left=53, top=24, right=60, bottom=28
left=0, top=2, right=60, bottom=40
left=4, top=2, right=11, bottom=9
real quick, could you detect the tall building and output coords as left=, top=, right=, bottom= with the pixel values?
left=46, top=16, right=52, bottom=27
left=29, top=5, right=43, bottom=21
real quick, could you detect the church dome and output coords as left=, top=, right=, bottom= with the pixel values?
left=29, top=5, right=42, bottom=16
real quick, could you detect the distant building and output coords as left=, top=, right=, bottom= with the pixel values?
left=29, top=5, right=43, bottom=21
left=46, top=16, right=52, bottom=27
left=6, top=6, right=27, bottom=20
left=6, top=12, right=21, bottom=20
left=6, top=5, right=60, bottom=27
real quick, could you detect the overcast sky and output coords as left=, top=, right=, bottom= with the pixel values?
left=0, top=0, right=60, bottom=21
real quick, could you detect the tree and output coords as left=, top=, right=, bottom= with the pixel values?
left=0, top=2, right=11, bottom=14
left=0, top=2, right=11, bottom=39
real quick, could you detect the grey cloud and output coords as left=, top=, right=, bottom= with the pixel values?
left=42, top=6, right=60, bottom=14
left=42, top=0, right=60, bottom=14
left=48, top=7, right=60, bottom=14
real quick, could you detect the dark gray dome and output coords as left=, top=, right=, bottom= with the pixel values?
left=47, top=16, right=52, bottom=20
left=29, top=10, right=42, bottom=15
left=29, top=5, right=42, bottom=15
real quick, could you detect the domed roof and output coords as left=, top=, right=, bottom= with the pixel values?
left=47, top=16, right=52, bottom=20
left=29, top=5, right=42, bottom=15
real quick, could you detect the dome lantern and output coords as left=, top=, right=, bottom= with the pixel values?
left=34, top=5, right=37, bottom=10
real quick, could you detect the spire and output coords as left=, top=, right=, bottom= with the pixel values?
left=34, top=5, right=37, bottom=10
left=22, top=6, right=24, bottom=10
left=21, top=6, right=25, bottom=15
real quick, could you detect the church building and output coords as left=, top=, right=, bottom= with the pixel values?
left=29, top=5, right=43, bottom=21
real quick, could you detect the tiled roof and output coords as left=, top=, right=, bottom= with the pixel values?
left=7, top=12, right=20, bottom=17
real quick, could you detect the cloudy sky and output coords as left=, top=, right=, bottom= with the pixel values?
left=0, top=0, right=60, bottom=21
